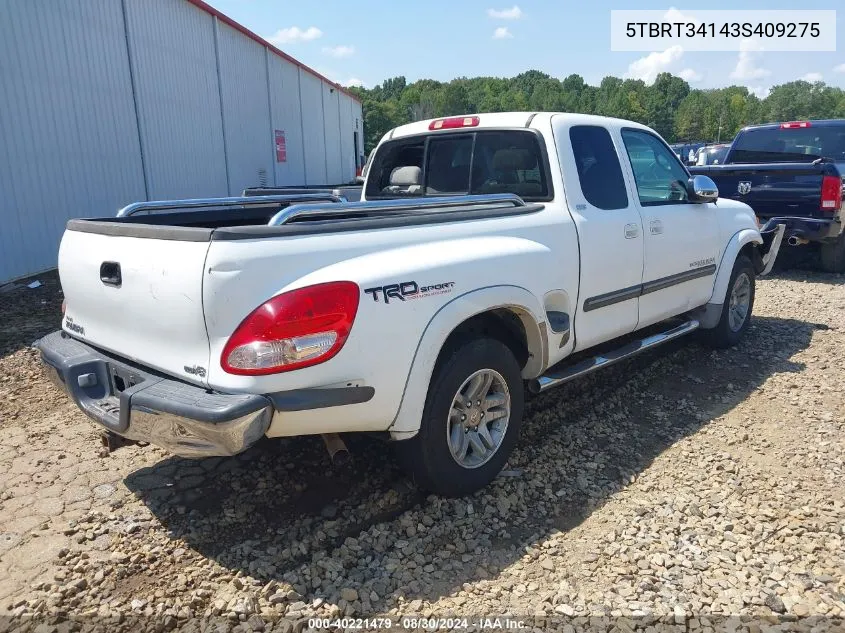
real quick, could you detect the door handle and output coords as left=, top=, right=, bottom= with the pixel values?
left=649, top=219, right=664, bottom=235
left=624, top=223, right=639, bottom=239
left=100, top=261, right=122, bottom=287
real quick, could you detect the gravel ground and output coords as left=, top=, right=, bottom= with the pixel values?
left=0, top=264, right=843, bottom=633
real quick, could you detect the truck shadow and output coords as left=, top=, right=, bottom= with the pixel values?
left=124, top=314, right=818, bottom=610
left=768, top=245, right=844, bottom=284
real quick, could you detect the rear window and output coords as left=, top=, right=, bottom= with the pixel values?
left=730, top=125, right=845, bottom=163
left=365, top=130, right=550, bottom=201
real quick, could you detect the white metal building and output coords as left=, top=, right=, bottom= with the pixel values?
left=0, top=0, right=364, bottom=283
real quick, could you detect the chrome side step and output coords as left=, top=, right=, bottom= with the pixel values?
left=527, top=319, right=700, bottom=394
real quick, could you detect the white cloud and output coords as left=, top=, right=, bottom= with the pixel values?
left=749, top=85, right=771, bottom=99
left=493, top=27, right=513, bottom=39
left=730, top=39, right=770, bottom=81
left=663, top=7, right=699, bottom=24
left=835, top=63, right=845, bottom=73
left=314, top=67, right=365, bottom=88
left=488, top=6, right=522, bottom=19
left=801, top=72, right=823, bottom=82
left=678, top=68, right=702, bottom=83
left=266, top=26, right=322, bottom=46
left=323, top=45, right=355, bottom=58
left=625, top=45, right=684, bottom=84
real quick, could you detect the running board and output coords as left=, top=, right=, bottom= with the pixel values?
left=527, top=319, right=700, bottom=394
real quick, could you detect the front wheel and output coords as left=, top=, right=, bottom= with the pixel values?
left=702, top=255, right=755, bottom=349
left=394, top=337, right=524, bottom=497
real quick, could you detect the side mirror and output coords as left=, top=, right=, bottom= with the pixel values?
left=688, top=175, right=718, bottom=203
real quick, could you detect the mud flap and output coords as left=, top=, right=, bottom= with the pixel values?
left=758, top=223, right=786, bottom=276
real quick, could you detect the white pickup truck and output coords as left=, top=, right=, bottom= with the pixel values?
left=36, top=112, right=785, bottom=497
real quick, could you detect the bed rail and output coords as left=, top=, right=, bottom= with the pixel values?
left=116, top=193, right=345, bottom=217
left=267, top=193, right=527, bottom=226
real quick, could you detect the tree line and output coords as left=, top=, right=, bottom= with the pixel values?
left=348, top=71, right=845, bottom=154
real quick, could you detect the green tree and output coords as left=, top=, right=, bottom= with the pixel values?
left=674, top=91, right=709, bottom=141
left=352, top=70, right=845, bottom=153
left=646, top=73, right=690, bottom=140
left=434, top=82, right=472, bottom=116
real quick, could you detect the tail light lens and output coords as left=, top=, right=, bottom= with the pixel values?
left=820, top=175, right=842, bottom=213
left=221, top=281, right=359, bottom=375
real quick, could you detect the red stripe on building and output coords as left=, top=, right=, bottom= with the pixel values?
left=185, top=0, right=362, bottom=104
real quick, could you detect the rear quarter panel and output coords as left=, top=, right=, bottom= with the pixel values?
left=202, top=217, right=573, bottom=433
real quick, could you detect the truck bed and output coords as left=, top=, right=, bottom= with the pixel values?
left=689, top=161, right=839, bottom=220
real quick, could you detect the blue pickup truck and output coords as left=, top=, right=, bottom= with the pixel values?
left=690, top=119, right=845, bottom=273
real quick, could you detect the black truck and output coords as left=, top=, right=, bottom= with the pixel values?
left=690, top=119, right=845, bottom=273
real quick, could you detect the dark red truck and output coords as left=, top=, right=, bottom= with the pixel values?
left=690, top=119, right=845, bottom=272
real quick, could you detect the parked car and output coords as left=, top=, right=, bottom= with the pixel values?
left=690, top=119, right=845, bottom=272
left=695, top=143, right=732, bottom=166
left=35, top=112, right=784, bottom=497
left=670, top=142, right=707, bottom=166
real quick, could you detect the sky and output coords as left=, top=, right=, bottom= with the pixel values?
left=204, top=0, right=845, bottom=97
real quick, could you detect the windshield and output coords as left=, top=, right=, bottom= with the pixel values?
left=730, top=125, right=845, bottom=163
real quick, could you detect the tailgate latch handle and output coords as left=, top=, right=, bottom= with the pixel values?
left=100, top=261, right=122, bottom=287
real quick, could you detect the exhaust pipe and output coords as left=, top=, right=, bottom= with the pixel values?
left=321, top=433, right=351, bottom=466
left=787, top=235, right=809, bottom=246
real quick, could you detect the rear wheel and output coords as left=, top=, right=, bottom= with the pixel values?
left=820, top=233, right=845, bottom=273
left=703, top=255, right=755, bottom=349
left=394, top=337, right=524, bottom=497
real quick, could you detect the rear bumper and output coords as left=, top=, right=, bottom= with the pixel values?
left=34, top=331, right=272, bottom=458
left=758, top=216, right=842, bottom=244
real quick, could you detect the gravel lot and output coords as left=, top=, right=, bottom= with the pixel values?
left=0, top=262, right=843, bottom=632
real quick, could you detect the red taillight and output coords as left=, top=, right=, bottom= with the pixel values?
left=820, top=175, right=842, bottom=213
left=429, top=116, right=480, bottom=131
left=780, top=121, right=811, bottom=129
left=221, top=281, right=359, bottom=376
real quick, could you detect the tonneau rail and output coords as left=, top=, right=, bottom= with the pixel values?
left=267, top=193, right=527, bottom=226
left=242, top=186, right=347, bottom=197
left=116, top=193, right=346, bottom=217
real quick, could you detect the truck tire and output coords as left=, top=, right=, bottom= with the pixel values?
left=820, top=233, right=845, bottom=273
left=702, top=255, right=755, bottom=349
left=394, top=337, right=524, bottom=497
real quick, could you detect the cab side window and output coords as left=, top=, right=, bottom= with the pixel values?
left=622, top=129, right=690, bottom=205
left=569, top=126, right=628, bottom=210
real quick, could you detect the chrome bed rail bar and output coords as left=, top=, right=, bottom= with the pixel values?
left=116, top=193, right=346, bottom=217
left=267, top=193, right=527, bottom=226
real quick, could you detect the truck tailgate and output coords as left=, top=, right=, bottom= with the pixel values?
left=691, top=163, right=826, bottom=219
left=58, top=227, right=212, bottom=384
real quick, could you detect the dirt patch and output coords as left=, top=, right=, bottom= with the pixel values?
left=0, top=271, right=843, bottom=630
left=0, top=270, right=64, bottom=429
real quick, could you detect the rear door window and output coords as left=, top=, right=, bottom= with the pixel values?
left=365, top=130, right=550, bottom=200
left=569, top=125, right=628, bottom=210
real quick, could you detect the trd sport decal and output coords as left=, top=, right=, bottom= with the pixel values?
left=364, top=281, right=455, bottom=304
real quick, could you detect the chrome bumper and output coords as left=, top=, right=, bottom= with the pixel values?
left=35, top=331, right=271, bottom=458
